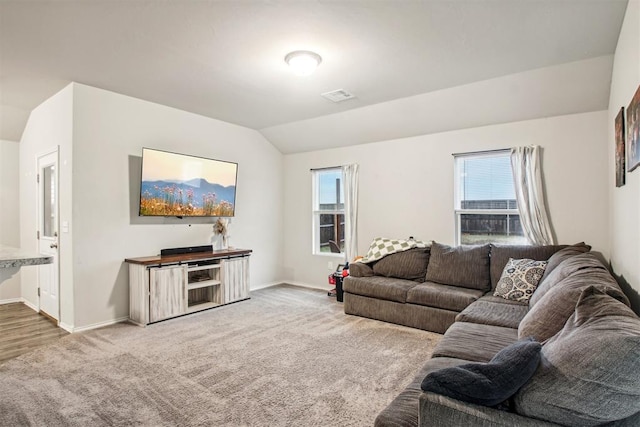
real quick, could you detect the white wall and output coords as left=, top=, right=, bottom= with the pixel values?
left=0, top=139, right=21, bottom=302
left=283, top=111, right=609, bottom=288
left=70, top=84, right=284, bottom=329
left=20, top=85, right=74, bottom=323
left=608, top=0, right=640, bottom=308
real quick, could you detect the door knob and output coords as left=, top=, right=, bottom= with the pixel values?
left=50, top=243, right=58, bottom=249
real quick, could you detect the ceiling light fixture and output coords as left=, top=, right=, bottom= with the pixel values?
left=284, top=50, right=322, bottom=76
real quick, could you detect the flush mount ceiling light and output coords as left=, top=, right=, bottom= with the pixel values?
left=284, top=50, right=322, bottom=76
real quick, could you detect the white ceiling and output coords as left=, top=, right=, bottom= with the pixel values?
left=0, top=0, right=628, bottom=152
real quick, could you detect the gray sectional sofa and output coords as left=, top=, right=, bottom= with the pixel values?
left=343, top=242, right=640, bottom=426
left=345, top=242, right=568, bottom=334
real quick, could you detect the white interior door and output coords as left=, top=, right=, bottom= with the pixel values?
left=37, top=150, right=59, bottom=321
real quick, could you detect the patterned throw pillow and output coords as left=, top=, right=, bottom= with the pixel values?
left=494, top=258, right=547, bottom=303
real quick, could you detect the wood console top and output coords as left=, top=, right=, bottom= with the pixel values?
left=124, top=248, right=252, bottom=266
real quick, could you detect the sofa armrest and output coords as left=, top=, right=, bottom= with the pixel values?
left=419, top=392, right=559, bottom=427
left=349, top=261, right=374, bottom=277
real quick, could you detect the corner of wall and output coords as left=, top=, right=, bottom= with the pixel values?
left=607, top=0, right=640, bottom=300
left=19, top=83, right=75, bottom=325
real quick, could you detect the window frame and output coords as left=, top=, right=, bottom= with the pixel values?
left=454, top=150, right=524, bottom=246
left=311, top=168, right=345, bottom=256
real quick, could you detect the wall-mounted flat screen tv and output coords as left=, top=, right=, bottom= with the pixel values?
left=139, top=148, right=238, bottom=217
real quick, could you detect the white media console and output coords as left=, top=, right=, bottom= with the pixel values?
left=125, top=248, right=251, bottom=326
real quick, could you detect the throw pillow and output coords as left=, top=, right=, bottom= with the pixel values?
left=421, top=337, right=541, bottom=407
left=489, top=244, right=566, bottom=289
left=494, top=258, right=547, bottom=303
left=425, top=242, right=491, bottom=290
left=372, top=248, right=430, bottom=282
left=514, top=287, right=640, bottom=426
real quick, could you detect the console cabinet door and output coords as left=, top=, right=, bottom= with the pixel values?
left=149, top=266, right=186, bottom=322
left=222, top=257, right=250, bottom=303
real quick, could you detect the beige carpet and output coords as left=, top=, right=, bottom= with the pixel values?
left=0, top=284, right=440, bottom=426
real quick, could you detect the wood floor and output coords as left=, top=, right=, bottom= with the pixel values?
left=0, top=303, right=68, bottom=365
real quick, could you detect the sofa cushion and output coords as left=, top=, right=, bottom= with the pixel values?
left=518, top=267, right=628, bottom=342
left=372, top=248, right=430, bottom=282
left=539, top=242, right=591, bottom=283
left=345, top=293, right=458, bottom=334
left=514, top=287, right=640, bottom=426
left=530, top=252, right=607, bottom=307
left=348, top=261, right=374, bottom=277
left=375, top=357, right=469, bottom=427
left=456, top=300, right=529, bottom=329
left=494, top=258, right=547, bottom=303
left=342, top=276, right=417, bottom=303
left=421, top=337, right=541, bottom=407
left=489, top=244, right=565, bottom=289
left=477, top=294, right=529, bottom=306
left=426, top=242, right=491, bottom=290
left=406, top=282, right=484, bottom=312
left=432, top=322, right=518, bottom=362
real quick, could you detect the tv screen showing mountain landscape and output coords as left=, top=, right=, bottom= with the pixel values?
left=139, top=148, right=237, bottom=217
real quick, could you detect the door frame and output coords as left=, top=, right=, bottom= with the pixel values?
left=35, top=147, right=61, bottom=322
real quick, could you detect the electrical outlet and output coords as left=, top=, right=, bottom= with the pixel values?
left=328, top=261, right=334, bottom=270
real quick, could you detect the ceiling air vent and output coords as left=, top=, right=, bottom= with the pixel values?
left=321, top=89, right=356, bottom=103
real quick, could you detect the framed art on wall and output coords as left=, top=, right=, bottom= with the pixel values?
left=627, top=84, right=640, bottom=173
left=615, top=107, right=625, bottom=187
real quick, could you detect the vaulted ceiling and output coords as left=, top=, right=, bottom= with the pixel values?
left=0, top=0, right=628, bottom=152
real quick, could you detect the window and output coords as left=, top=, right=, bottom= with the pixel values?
left=454, top=151, right=526, bottom=245
left=312, top=168, right=345, bottom=255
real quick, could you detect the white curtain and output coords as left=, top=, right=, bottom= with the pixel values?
left=510, top=146, right=555, bottom=245
left=342, top=164, right=359, bottom=263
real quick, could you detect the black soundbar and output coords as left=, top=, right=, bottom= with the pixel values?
left=160, top=245, right=213, bottom=256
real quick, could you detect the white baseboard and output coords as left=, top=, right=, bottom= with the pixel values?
left=0, top=298, right=128, bottom=333
left=280, top=281, right=329, bottom=291
left=250, top=281, right=282, bottom=291
left=22, top=298, right=38, bottom=312
left=251, top=280, right=332, bottom=291
left=63, top=316, right=129, bottom=333
left=0, top=297, right=39, bottom=313
left=0, top=297, right=24, bottom=305
left=59, top=322, right=74, bottom=333
left=251, top=281, right=330, bottom=292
